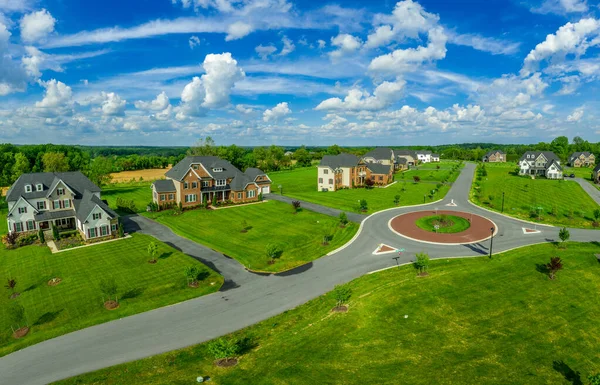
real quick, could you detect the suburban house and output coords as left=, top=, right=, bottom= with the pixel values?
left=431, top=153, right=440, bottom=162
left=568, top=152, right=595, bottom=168
left=518, top=151, right=563, bottom=179
left=317, top=153, right=393, bottom=192
left=482, top=150, right=506, bottom=163
left=396, top=150, right=418, bottom=167
left=594, top=163, right=600, bottom=183
left=5, top=172, right=119, bottom=240
left=151, top=156, right=271, bottom=210
left=363, top=147, right=395, bottom=166
left=416, top=150, right=432, bottom=163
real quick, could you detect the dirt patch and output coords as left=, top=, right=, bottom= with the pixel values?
left=12, top=327, right=29, bottom=339
left=47, top=278, right=62, bottom=286
left=268, top=260, right=276, bottom=265
left=188, top=282, right=200, bottom=288
left=104, top=300, right=120, bottom=310
left=109, top=167, right=172, bottom=183
left=214, top=358, right=238, bottom=367
left=10, top=292, right=20, bottom=299
left=417, top=272, right=430, bottom=277
left=148, top=259, right=157, bottom=264
left=331, top=305, right=348, bottom=313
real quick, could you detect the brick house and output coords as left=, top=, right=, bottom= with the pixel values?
left=519, top=151, right=563, bottom=179
left=151, top=156, right=271, bottom=210
left=482, top=150, right=506, bottom=163
left=568, top=152, right=595, bottom=168
left=5, top=172, right=119, bottom=240
left=317, top=153, right=393, bottom=192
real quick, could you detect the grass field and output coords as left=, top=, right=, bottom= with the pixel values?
left=109, top=168, right=171, bottom=183
left=563, top=167, right=599, bottom=188
left=57, top=242, right=600, bottom=385
left=0, top=233, right=222, bottom=357
left=102, top=182, right=152, bottom=214
left=416, top=214, right=471, bottom=233
left=269, top=165, right=462, bottom=213
left=144, top=200, right=358, bottom=273
left=401, top=161, right=463, bottom=183
left=472, top=163, right=600, bottom=228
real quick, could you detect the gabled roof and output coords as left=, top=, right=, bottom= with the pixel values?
left=244, top=167, right=268, bottom=181
left=229, top=171, right=256, bottom=191
left=547, top=159, right=563, bottom=171
left=416, top=150, right=432, bottom=155
left=74, top=190, right=118, bottom=222
left=319, top=153, right=360, bottom=168
left=396, top=150, right=417, bottom=158
left=397, top=158, right=407, bottom=164
left=431, top=153, right=440, bottom=158
left=484, top=150, right=506, bottom=158
left=364, top=147, right=393, bottom=161
left=6, top=171, right=101, bottom=202
left=366, top=163, right=392, bottom=174
left=519, top=151, right=560, bottom=163
left=594, top=163, right=600, bottom=172
left=153, top=179, right=176, bottom=193
left=166, top=156, right=240, bottom=181
left=569, top=152, right=593, bottom=160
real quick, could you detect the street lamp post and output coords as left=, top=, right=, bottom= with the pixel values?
left=489, top=226, right=494, bottom=259
left=501, top=192, right=505, bottom=213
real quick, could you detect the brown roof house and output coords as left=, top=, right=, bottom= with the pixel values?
left=151, top=156, right=271, bottom=210
left=317, top=153, right=393, bottom=192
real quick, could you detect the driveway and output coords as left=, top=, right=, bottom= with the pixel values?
left=573, top=177, right=600, bottom=206
left=265, top=193, right=367, bottom=223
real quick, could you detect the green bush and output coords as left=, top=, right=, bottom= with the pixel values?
left=116, top=197, right=137, bottom=213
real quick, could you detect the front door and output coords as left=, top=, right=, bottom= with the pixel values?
left=40, top=221, right=49, bottom=229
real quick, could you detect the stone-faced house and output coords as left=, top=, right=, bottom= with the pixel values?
left=519, top=151, right=563, bottom=179
left=482, top=150, right=506, bottom=163
left=396, top=150, right=417, bottom=167
left=5, top=172, right=119, bottom=240
left=594, top=163, right=600, bottom=184
left=317, top=153, right=393, bottom=192
left=568, top=152, right=595, bottom=168
left=151, top=156, right=271, bottom=210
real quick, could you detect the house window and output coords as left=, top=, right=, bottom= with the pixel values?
left=192, top=182, right=198, bottom=189
left=63, top=199, right=70, bottom=208
left=216, top=179, right=226, bottom=187
left=329, top=178, right=333, bottom=184
left=202, top=181, right=210, bottom=187
left=237, top=192, right=242, bottom=199
left=89, top=228, right=97, bottom=238
left=111, top=224, right=117, bottom=232
left=193, top=165, right=199, bottom=169
left=92, top=213, right=101, bottom=220
left=213, top=168, right=223, bottom=172
left=247, top=190, right=256, bottom=199
left=25, top=185, right=32, bottom=193
left=26, top=220, right=35, bottom=231
left=36, top=184, right=43, bottom=192
left=18, top=207, right=27, bottom=214
left=319, top=178, right=323, bottom=183
left=37, top=201, right=46, bottom=210
left=160, top=194, right=165, bottom=201
left=57, top=188, right=65, bottom=195
left=54, top=200, right=60, bottom=209
left=185, top=194, right=197, bottom=203
left=184, top=182, right=189, bottom=189
left=15, top=222, right=23, bottom=232
left=101, top=226, right=108, bottom=236
left=379, top=176, right=383, bottom=181
left=168, top=193, right=174, bottom=200
left=323, top=169, right=328, bottom=174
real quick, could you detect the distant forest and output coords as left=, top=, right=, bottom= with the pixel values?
left=0, top=135, right=597, bottom=188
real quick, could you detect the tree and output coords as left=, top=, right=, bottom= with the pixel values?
left=42, top=152, right=70, bottom=172
left=38, top=228, right=45, bottom=243
left=147, top=241, right=158, bottom=263
left=365, top=178, right=375, bottom=188
left=208, top=337, right=241, bottom=362
left=118, top=223, right=124, bottom=238
left=184, top=266, right=201, bottom=286
left=5, top=278, right=17, bottom=296
left=188, top=136, right=216, bottom=156
left=593, top=209, right=600, bottom=223
left=52, top=225, right=59, bottom=240
left=413, top=176, right=421, bottom=183
left=558, top=227, right=570, bottom=246
left=339, top=212, right=348, bottom=227
left=589, top=374, right=600, bottom=385
left=8, top=303, right=26, bottom=332
left=99, top=278, right=118, bottom=303
left=211, top=193, right=218, bottom=206
left=414, top=252, right=430, bottom=275
left=240, top=219, right=250, bottom=233
left=293, top=146, right=312, bottom=167
left=326, top=144, right=342, bottom=155
left=292, top=200, right=301, bottom=212
left=265, top=243, right=283, bottom=263
left=546, top=257, right=563, bottom=280
left=11, top=153, right=30, bottom=180
left=87, top=156, right=113, bottom=187
left=333, top=285, right=352, bottom=308
left=359, top=199, right=368, bottom=212
left=394, top=194, right=401, bottom=205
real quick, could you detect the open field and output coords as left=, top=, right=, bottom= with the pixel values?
left=269, top=166, right=459, bottom=213
left=109, top=167, right=170, bottom=183
left=401, top=162, right=462, bottom=183
left=57, top=242, right=600, bottom=385
left=0, top=233, right=222, bottom=357
left=472, top=163, right=600, bottom=228
left=102, top=182, right=152, bottom=214
left=144, top=200, right=358, bottom=273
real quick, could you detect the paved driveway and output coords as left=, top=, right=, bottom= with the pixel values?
left=573, top=177, right=600, bottom=206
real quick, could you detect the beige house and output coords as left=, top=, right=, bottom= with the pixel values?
left=594, top=164, right=600, bottom=184
left=318, top=153, right=394, bottom=192
left=482, top=150, right=506, bottom=163
left=568, top=152, right=595, bottom=168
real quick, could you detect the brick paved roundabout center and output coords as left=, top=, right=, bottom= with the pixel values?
left=389, top=210, right=498, bottom=245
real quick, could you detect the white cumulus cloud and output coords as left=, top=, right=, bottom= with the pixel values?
left=263, top=102, right=291, bottom=122
left=567, top=106, right=584, bottom=121
left=101, top=92, right=126, bottom=116
left=225, top=21, right=253, bottom=41
left=134, top=91, right=170, bottom=111
left=20, top=9, right=56, bottom=43
left=315, top=78, right=406, bottom=111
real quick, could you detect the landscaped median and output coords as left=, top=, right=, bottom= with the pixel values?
left=55, top=242, right=600, bottom=385
left=471, top=163, right=600, bottom=229
left=143, top=200, right=358, bottom=273
left=0, top=232, right=222, bottom=357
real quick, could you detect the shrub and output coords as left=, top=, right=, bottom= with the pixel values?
left=339, top=212, right=348, bottom=227
left=116, top=197, right=137, bottom=213
left=4, top=232, right=18, bottom=247
left=258, top=192, right=264, bottom=201
left=184, top=266, right=202, bottom=285
left=17, top=233, right=38, bottom=247
left=38, top=228, right=45, bottom=243
left=266, top=243, right=283, bottom=262
left=558, top=227, right=570, bottom=245
left=394, top=194, right=401, bottom=205
left=488, top=195, right=495, bottom=202
left=118, top=223, right=125, bottom=238
left=211, top=194, right=218, bottom=206
left=365, top=178, right=375, bottom=189
left=359, top=199, right=368, bottom=212
left=413, top=176, right=421, bottom=183
left=546, top=257, right=563, bottom=280
left=99, top=278, right=118, bottom=302
left=208, top=337, right=241, bottom=361
left=52, top=226, right=59, bottom=241
left=333, top=285, right=352, bottom=307
left=8, top=303, right=26, bottom=331
left=292, top=200, right=301, bottom=212
left=414, top=252, right=430, bottom=275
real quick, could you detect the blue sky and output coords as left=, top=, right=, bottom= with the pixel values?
left=0, top=0, right=599, bottom=146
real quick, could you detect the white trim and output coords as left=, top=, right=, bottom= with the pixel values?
left=46, top=179, right=75, bottom=198
left=82, top=204, right=113, bottom=224
left=7, top=196, right=39, bottom=216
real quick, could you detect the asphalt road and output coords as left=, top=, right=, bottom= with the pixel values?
left=1, top=163, right=599, bottom=385
left=573, top=177, right=600, bottom=206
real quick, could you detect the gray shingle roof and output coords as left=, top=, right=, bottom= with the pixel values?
left=6, top=171, right=101, bottom=202
left=244, top=167, right=267, bottom=181
left=364, top=147, right=393, bottom=161
left=431, top=153, right=440, bottom=158
left=229, top=171, right=255, bottom=191
left=594, top=163, right=600, bottom=172
left=74, top=190, right=118, bottom=222
left=397, top=158, right=407, bottom=164
left=366, top=163, right=392, bottom=174
left=484, top=150, right=506, bottom=158
left=416, top=150, right=432, bottom=155
left=319, top=153, right=360, bottom=168
left=519, top=151, right=560, bottom=163
left=396, top=150, right=417, bottom=157
left=153, top=179, right=176, bottom=193
left=34, top=209, right=77, bottom=222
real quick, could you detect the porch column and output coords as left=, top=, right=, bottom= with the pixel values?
left=222, top=191, right=225, bottom=202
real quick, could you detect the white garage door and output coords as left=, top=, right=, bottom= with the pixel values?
left=262, top=186, right=270, bottom=194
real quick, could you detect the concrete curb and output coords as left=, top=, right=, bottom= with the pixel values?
left=466, top=199, right=555, bottom=228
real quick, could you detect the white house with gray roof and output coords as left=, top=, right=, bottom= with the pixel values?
left=5, top=172, right=119, bottom=240
left=519, top=151, right=563, bottom=179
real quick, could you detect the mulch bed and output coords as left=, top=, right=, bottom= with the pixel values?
left=188, top=282, right=199, bottom=288
left=214, top=358, right=238, bottom=367
left=48, top=278, right=62, bottom=286
left=12, top=327, right=29, bottom=339
left=148, top=259, right=157, bottom=264
left=331, top=305, right=348, bottom=313
left=10, top=292, right=20, bottom=299
left=378, top=245, right=395, bottom=253
left=104, top=300, right=120, bottom=310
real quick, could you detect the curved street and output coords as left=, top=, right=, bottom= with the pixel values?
left=1, top=163, right=598, bottom=385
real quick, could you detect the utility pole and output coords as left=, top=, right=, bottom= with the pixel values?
left=489, top=226, right=494, bottom=259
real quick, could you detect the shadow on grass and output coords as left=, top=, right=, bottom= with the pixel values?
left=23, top=282, right=39, bottom=292
left=535, top=263, right=549, bottom=275
left=121, top=287, right=146, bottom=300
left=552, top=360, right=582, bottom=385
left=34, top=309, right=63, bottom=326
left=159, top=252, right=173, bottom=260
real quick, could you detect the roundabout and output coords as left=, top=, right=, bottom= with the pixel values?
left=389, top=210, right=497, bottom=245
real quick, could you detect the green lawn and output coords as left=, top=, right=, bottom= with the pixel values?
left=269, top=165, right=462, bottom=213
left=102, top=182, right=152, bottom=214
left=415, top=214, right=471, bottom=233
left=472, top=163, right=600, bottom=228
left=57, top=242, right=600, bottom=385
left=401, top=161, right=463, bottom=183
left=144, top=200, right=357, bottom=273
left=0, top=233, right=222, bottom=357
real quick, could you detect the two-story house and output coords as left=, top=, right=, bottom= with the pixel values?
left=5, top=172, right=119, bottom=240
left=482, top=150, right=506, bottom=163
left=594, top=163, right=600, bottom=184
left=519, top=151, right=563, bottom=179
left=396, top=150, right=418, bottom=168
left=317, top=153, right=393, bottom=192
left=151, top=156, right=271, bottom=210
left=568, top=152, right=595, bottom=168
left=416, top=150, right=432, bottom=163
left=431, top=153, right=440, bottom=162
left=363, top=148, right=395, bottom=166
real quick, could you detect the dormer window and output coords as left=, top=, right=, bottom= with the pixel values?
left=212, top=168, right=223, bottom=172
left=25, top=184, right=32, bottom=193
left=36, top=184, right=43, bottom=191
left=193, top=165, right=199, bottom=170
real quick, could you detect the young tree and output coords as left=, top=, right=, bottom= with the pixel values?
left=413, top=176, right=421, bottom=183
left=593, top=209, right=600, bottom=224
left=8, top=303, right=26, bottom=333
left=52, top=225, right=59, bottom=240
left=5, top=278, right=17, bottom=297
left=339, top=212, right=348, bottom=227
left=546, top=257, right=563, bottom=280
left=333, top=285, right=352, bottom=308
left=118, top=223, right=125, bottom=238
left=99, top=278, right=118, bottom=303
left=322, top=232, right=332, bottom=246
left=147, top=241, right=158, bottom=263
left=211, top=193, right=218, bottom=206
left=558, top=227, right=570, bottom=247
left=184, top=266, right=201, bottom=286
left=5, top=231, right=18, bottom=247
left=365, top=178, right=375, bottom=189
left=265, top=243, right=283, bottom=263
left=208, top=337, right=241, bottom=363
left=240, top=219, right=249, bottom=233
left=359, top=199, right=368, bottom=212
left=414, top=252, right=430, bottom=275
left=394, top=194, right=401, bottom=205
left=291, top=200, right=301, bottom=213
